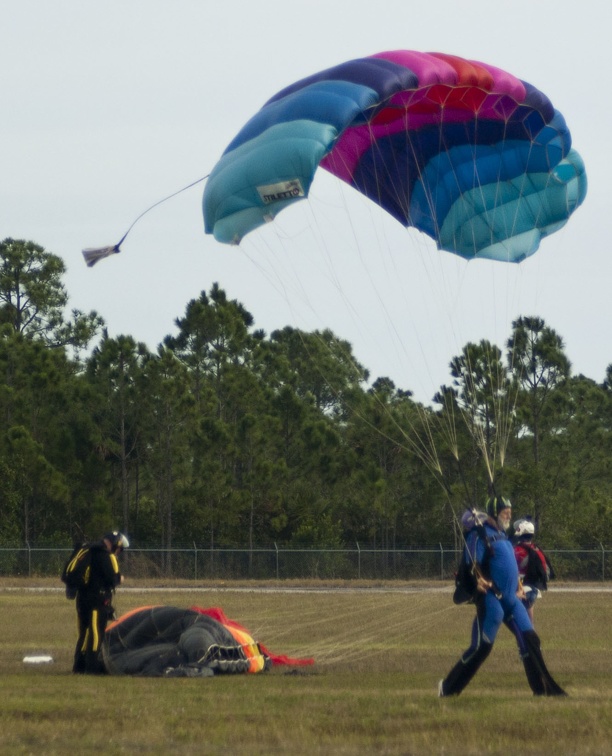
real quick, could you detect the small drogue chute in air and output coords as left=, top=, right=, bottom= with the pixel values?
left=102, top=605, right=314, bottom=677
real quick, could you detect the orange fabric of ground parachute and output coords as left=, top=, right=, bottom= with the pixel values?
left=190, top=606, right=314, bottom=670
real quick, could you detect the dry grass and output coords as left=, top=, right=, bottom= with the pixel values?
left=0, top=580, right=610, bottom=754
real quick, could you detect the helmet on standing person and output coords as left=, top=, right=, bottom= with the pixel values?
left=486, top=496, right=512, bottom=518
left=486, top=496, right=512, bottom=530
left=104, top=531, right=130, bottom=553
left=513, top=518, right=535, bottom=538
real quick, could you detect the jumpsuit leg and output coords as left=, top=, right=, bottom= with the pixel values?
left=76, top=599, right=108, bottom=674
left=440, top=593, right=503, bottom=696
left=504, top=614, right=567, bottom=696
left=73, top=611, right=88, bottom=673
left=83, top=606, right=108, bottom=674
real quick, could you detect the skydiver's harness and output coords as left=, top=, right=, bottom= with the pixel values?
left=453, top=524, right=504, bottom=605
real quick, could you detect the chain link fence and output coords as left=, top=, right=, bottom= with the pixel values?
left=0, top=544, right=610, bottom=581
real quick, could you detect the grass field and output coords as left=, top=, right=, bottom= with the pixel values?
left=0, top=579, right=610, bottom=755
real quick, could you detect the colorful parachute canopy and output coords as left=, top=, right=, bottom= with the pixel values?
left=203, top=51, right=586, bottom=262
left=102, top=605, right=314, bottom=677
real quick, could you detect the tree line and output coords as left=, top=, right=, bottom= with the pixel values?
left=1, top=238, right=611, bottom=550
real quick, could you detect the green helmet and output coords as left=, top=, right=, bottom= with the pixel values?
left=486, top=496, right=512, bottom=519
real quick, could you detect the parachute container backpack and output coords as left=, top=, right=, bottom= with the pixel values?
left=61, top=545, right=92, bottom=599
left=203, top=51, right=587, bottom=259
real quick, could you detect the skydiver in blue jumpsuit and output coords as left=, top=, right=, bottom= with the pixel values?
left=439, top=497, right=566, bottom=697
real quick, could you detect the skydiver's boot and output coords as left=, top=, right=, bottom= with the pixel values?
left=439, top=642, right=493, bottom=696
left=521, top=630, right=567, bottom=696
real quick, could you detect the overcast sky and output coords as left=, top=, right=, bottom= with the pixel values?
left=2, top=1, right=608, bottom=403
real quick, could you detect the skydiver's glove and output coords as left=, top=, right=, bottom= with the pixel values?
left=476, top=574, right=493, bottom=593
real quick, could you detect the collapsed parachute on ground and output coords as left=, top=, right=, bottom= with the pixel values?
left=102, top=605, right=314, bottom=677
left=203, top=50, right=586, bottom=262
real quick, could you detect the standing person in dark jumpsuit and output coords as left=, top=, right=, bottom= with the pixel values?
left=73, top=531, right=129, bottom=674
left=439, top=497, right=565, bottom=697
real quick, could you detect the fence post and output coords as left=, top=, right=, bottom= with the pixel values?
left=439, top=543, right=444, bottom=580
left=274, top=542, right=279, bottom=580
left=193, top=542, right=198, bottom=580
left=601, top=542, right=605, bottom=582
left=26, top=541, right=31, bottom=578
left=356, top=541, right=361, bottom=580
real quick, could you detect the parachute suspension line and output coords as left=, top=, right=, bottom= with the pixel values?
left=239, top=99, right=506, bottom=523
left=355, top=267, right=457, bottom=481
left=410, top=131, right=473, bottom=467
left=503, top=317, right=527, bottom=457
left=302, top=591, right=455, bottom=667
left=364, top=96, right=519, bottom=503
left=241, top=234, right=452, bottom=482
left=435, top=386, right=460, bottom=463
left=481, top=340, right=502, bottom=483
left=458, top=340, right=499, bottom=488
left=356, top=103, right=453, bottom=407
left=493, top=344, right=511, bottom=469
left=432, top=99, right=526, bottom=489
left=242, top=211, right=475, bottom=558
left=420, top=100, right=485, bottom=470
left=299, top=327, right=447, bottom=482
left=247, top=183, right=380, bottom=359
left=313, top=109, right=469, bottom=492
left=305, top=180, right=377, bottom=333
left=82, top=173, right=210, bottom=267
left=322, top=127, right=458, bottom=483
left=478, top=105, right=524, bottom=475
left=456, top=336, right=520, bottom=489
left=490, top=108, right=524, bottom=471
left=495, top=338, right=521, bottom=470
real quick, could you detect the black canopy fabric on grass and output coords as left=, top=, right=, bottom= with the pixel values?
left=102, top=605, right=313, bottom=677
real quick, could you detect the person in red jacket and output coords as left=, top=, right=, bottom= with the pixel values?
left=512, top=518, right=554, bottom=623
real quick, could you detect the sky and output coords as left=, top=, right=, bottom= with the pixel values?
left=2, top=1, right=609, bottom=404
